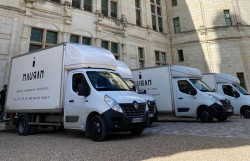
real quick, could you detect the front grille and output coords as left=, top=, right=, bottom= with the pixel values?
left=149, top=101, right=156, bottom=114
left=119, top=103, right=146, bottom=117
left=220, top=100, right=233, bottom=110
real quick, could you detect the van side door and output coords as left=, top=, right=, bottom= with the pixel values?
left=64, top=72, right=90, bottom=129
left=218, top=84, right=241, bottom=115
left=173, top=79, right=198, bottom=117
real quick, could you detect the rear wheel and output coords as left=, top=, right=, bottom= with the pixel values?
left=242, top=107, right=250, bottom=118
left=216, top=116, right=228, bottom=122
left=17, top=115, right=31, bottom=136
left=198, top=108, right=213, bottom=123
left=88, top=115, right=107, bottom=142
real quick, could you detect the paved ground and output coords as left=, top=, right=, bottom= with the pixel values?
left=145, top=117, right=250, bottom=139
left=0, top=117, right=249, bottom=161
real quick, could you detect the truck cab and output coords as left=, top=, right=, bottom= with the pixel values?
left=132, top=65, right=233, bottom=122
left=6, top=43, right=148, bottom=141
left=203, top=73, right=250, bottom=118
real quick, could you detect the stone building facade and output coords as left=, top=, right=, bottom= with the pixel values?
left=0, top=0, right=250, bottom=90
left=167, top=0, right=250, bottom=90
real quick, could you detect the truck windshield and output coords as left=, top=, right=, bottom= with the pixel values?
left=125, top=80, right=143, bottom=94
left=233, top=84, right=249, bottom=95
left=190, top=79, right=213, bottom=92
left=87, top=71, right=130, bottom=91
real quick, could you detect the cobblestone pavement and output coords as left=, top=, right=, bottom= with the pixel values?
left=144, top=117, right=250, bottom=139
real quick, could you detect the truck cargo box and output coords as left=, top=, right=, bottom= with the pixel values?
left=6, top=43, right=116, bottom=113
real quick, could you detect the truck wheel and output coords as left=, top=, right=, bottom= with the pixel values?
left=130, top=126, right=144, bottom=135
left=199, top=108, right=213, bottom=123
left=17, top=116, right=31, bottom=136
left=242, top=107, right=250, bottom=118
left=88, top=115, right=107, bottom=142
left=216, top=116, right=228, bottom=122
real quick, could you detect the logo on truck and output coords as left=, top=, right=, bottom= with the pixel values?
left=135, top=73, right=152, bottom=87
left=22, top=57, right=45, bottom=81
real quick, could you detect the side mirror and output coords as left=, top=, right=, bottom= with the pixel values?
left=233, top=91, right=240, bottom=98
left=132, top=85, right=136, bottom=92
left=190, top=89, right=197, bottom=96
left=213, top=89, right=216, bottom=92
left=143, top=90, right=147, bottom=94
left=77, top=84, right=91, bottom=97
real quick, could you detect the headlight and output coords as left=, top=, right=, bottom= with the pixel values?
left=104, top=95, right=123, bottom=113
left=209, top=94, right=222, bottom=105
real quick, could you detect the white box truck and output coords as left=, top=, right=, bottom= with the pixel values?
left=116, top=61, right=158, bottom=125
left=132, top=66, right=233, bottom=122
left=5, top=43, right=148, bottom=141
left=202, top=73, right=250, bottom=118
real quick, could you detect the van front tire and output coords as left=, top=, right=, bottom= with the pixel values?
left=216, top=116, right=228, bottom=122
left=198, top=108, right=213, bottom=123
left=130, top=126, right=144, bottom=135
left=88, top=115, right=107, bottom=142
left=242, top=107, right=250, bottom=118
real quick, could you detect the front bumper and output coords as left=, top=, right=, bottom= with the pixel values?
left=102, top=109, right=147, bottom=132
left=209, top=103, right=233, bottom=118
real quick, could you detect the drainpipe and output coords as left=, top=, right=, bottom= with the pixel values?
left=165, top=0, right=174, bottom=64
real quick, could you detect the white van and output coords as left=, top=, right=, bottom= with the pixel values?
left=202, top=73, right=250, bottom=118
left=132, top=66, right=233, bottom=122
left=116, top=61, right=158, bottom=125
left=5, top=43, right=148, bottom=141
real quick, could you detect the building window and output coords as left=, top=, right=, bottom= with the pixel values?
left=151, top=0, right=163, bottom=32
left=101, top=41, right=119, bottom=59
left=84, top=0, right=92, bottom=12
left=102, top=0, right=117, bottom=19
left=173, top=17, right=181, bottom=33
left=138, top=47, right=144, bottom=68
left=135, top=0, right=141, bottom=26
left=155, top=51, right=167, bottom=65
left=237, top=73, right=247, bottom=90
left=178, top=50, right=184, bottom=62
left=50, top=0, right=61, bottom=3
left=72, top=0, right=81, bottom=8
left=72, top=0, right=92, bottom=12
left=29, top=28, right=58, bottom=52
left=82, top=37, right=91, bottom=45
left=101, top=41, right=109, bottom=49
left=70, top=35, right=80, bottom=43
left=172, top=0, right=177, bottom=6
left=224, top=10, right=232, bottom=26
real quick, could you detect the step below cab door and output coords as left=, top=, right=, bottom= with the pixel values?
left=173, top=79, right=198, bottom=117
left=64, top=72, right=91, bottom=129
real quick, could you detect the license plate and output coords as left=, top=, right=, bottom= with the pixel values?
left=131, top=118, right=143, bottom=123
left=149, top=113, right=154, bottom=117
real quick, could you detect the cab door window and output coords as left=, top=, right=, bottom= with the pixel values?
left=177, top=80, right=196, bottom=95
left=72, top=73, right=89, bottom=96
left=222, top=85, right=239, bottom=97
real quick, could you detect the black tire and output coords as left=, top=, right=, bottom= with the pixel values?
left=130, top=126, right=144, bottom=135
left=198, top=108, right=213, bottom=123
left=216, top=116, right=228, bottom=122
left=149, top=119, right=154, bottom=126
left=17, top=115, right=31, bottom=136
left=88, top=115, right=107, bottom=142
left=242, top=107, right=250, bottom=118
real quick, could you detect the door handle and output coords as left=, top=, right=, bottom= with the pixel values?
left=178, top=97, right=183, bottom=99
left=69, top=99, right=74, bottom=103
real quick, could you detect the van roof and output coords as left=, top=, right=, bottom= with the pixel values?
left=171, top=65, right=202, bottom=79
left=204, top=73, right=240, bottom=84
left=116, top=60, right=132, bottom=79
left=64, top=43, right=117, bottom=70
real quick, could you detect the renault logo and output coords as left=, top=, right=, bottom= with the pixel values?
left=133, top=101, right=139, bottom=109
